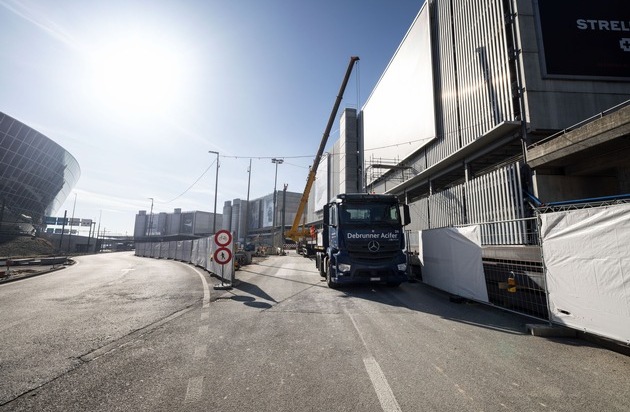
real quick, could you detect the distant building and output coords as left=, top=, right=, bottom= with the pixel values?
left=222, top=190, right=303, bottom=246
left=133, top=208, right=221, bottom=241
left=135, top=189, right=304, bottom=246
left=0, top=112, right=79, bottom=237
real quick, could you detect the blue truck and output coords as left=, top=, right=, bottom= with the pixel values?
left=315, top=193, right=411, bottom=288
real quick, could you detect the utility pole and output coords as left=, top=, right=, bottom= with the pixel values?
left=209, top=151, right=220, bottom=233
left=59, top=210, right=67, bottom=250
left=148, top=198, right=154, bottom=237
left=67, top=193, right=77, bottom=254
left=282, top=184, right=287, bottom=253
left=245, top=158, right=252, bottom=245
left=271, top=158, right=284, bottom=251
left=87, top=220, right=95, bottom=252
left=95, top=210, right=102, bottom=253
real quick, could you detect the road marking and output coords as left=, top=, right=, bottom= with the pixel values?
left=184, top=376, right=204, bottom=403
left=192, top=267, right=210, bottom=308
left=345, top=309, right=402, bottom=412
left=198, top=325, right=209, bottom=334
left=194, top=344, right=208, bottom=359
left=364, top=357, right=402, bottom=412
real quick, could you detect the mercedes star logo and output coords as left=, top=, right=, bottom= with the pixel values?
left=368, top=240, right=380, bottom=252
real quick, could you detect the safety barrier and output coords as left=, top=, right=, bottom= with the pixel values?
left=135, top=237, right=234, bottom=282
left=417, top=202, right=630, bottom=344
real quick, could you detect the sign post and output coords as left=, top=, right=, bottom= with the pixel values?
left=213, top=230, right=234, bottom=290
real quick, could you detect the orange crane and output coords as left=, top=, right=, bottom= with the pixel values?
left=284, top=56, right=360, bottom=242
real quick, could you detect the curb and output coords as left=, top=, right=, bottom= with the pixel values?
left=0, top=266, right=66, bottom=284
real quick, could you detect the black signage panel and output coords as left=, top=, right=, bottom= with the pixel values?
left=535, top=0, right=630, bottom=79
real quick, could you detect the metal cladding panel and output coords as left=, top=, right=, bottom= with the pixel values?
left=362, top=3, right=436, bottom=169
left=408, top=197, right=429, bottom=231
left=339, top=109, right=360, bottom=194
left=431, top=0, right=461, bottom=168
left=314, top=153, right=329, bottom=212
left=330, top=140, right=341, bottom=200
left=451, top=0, right=514, bottom=145
left=429, top=0, right=517, bottom=166
left=429, top=184, right=465, bottom=228
left=465, top=161, right=527, bottom=244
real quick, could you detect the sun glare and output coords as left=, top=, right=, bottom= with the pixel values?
left=89, top=33, right=186, bottom=117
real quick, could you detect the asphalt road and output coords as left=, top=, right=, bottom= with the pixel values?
left=1, top=251, right=628, bottom=411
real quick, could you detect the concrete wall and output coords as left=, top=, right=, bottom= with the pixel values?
left=534, top=174, right=618, bottom=203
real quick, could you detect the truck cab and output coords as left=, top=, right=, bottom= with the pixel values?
left=316, top=193, right=411, bottom=288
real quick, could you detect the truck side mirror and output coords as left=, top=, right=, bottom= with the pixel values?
left=323, top=205, right=330, bottom=226
left=402, top=204, right=411, bottom=226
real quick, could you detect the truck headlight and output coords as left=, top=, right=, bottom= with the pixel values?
left=338, top=263, right=351, bottom=273
left=397, top=263, right=407, bottom=271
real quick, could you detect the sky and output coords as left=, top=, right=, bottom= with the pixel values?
left=0, top=0, right=423, bottom=235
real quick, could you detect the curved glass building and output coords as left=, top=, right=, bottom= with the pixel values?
left=0, top=112, right=80, bottom=233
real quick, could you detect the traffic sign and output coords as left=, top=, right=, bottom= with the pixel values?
left=214, top=230, right=232, bottom=247
left=213, top=247, right=232, bottom=265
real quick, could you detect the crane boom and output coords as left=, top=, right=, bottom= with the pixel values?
left=286, top=56, right=360, bottom=241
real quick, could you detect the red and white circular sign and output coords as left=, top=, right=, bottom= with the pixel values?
left=213, top=247, right=232, bottom=265
left=214, top=230, right=232, bottom=247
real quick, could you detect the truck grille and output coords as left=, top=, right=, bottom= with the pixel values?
left=345, top=239, right=400, bottom=261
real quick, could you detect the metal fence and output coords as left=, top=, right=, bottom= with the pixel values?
left=477, top=217, right=547, bottom=319
left=411, top=216, right=549, bottom=320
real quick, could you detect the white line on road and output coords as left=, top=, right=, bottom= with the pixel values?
left=194, top=344, right=208, bottom=359
left=345, top=309, right=402, bottom=412
left=184, top=376, right=204, bottom=403
left=192, top=267, right=211, bottom=308
left=364, top=357, right=403, bottom=412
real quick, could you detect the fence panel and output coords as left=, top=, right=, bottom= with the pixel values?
left=448, top=217, right=547, bottom=319
left=539, top=203, right=630, bottom=344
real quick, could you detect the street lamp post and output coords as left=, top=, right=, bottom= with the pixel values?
left=209, top=151, right=220, bottom=233
left=147, top=197, right=154, bottom=237
left=271, top=158, right=284, bottom=251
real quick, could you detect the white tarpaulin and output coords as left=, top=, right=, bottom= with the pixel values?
left=540, top=204, right=630, bottom=344
left=421, top=226, right=489, bottom=302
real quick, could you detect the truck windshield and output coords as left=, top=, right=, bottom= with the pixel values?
left=339, top=203, right=400, bottom=225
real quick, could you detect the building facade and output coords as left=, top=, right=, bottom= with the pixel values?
left=306, top=0, right=630, bottom=248
left=370, top=0, right=629, bottom=230
left=0, top=112, right=80, bottom=236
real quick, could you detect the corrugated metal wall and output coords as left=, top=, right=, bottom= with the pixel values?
left=408, top=161, right=527, bottom=245
left=430, top=0, right=517, bottom=168
left=466, top=161, right=527, bottom=244
left=429, top=183, right=466, bottom=227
